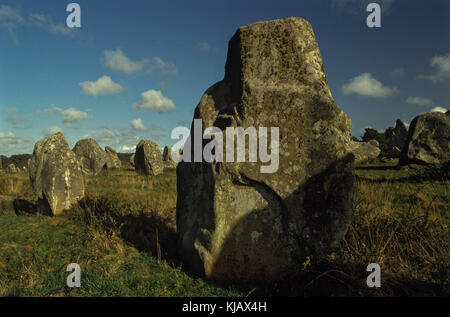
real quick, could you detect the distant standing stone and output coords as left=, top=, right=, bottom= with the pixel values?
left=384, top=119, right=408, bottom=158
left=163, top=145, right=178, bottom=168
left=163, top=146, right=172, bottom=161
left=29, top=132, right=85, bottom=216
left=6, top=163, right=18, bottom=174
left=349, top=139, right=381, bottom=163
left=400, top=111, right=450, bottom=165
left=105, top=146, right=122, bottom=169
left=73, top=138, right=107, bottom=176
left=134, top=140, right=164, bottom=175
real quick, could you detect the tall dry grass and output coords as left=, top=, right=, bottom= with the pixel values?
left=0, top=172, right=33, bottom=197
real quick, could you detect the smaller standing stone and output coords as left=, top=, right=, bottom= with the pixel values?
left=384, top=119, right=408, bottom=158
left=163, top=146, right=172, bottom=161
left=163, top=146, right=177, bottom=168
left=130, top=154, right=135, bottom=167
left=6, top=163, right=18, bottom=174
left=105, top=146, right=122, bottom=169
left=400, top=111, right=450, bottom=165
left=349, top=139, right=381, bottom=163
left=73, top=138, right=107, bottom=176
left=134, top=140, right=164, bottom=175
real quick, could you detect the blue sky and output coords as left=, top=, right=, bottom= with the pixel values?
left=0, top=0, right=449, bottom=155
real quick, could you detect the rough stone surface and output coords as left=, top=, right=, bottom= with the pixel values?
left=134, top=140, right=164, bottom=175
left=349, top=139, right=381, bottom=163
left=176, top=17, right=355, bottom=284
left=105, top=146, right=122, bottom=169
left=384, top=119, right=408, bottom=158
left=6, top=163, right=18, bottom=174
left=73, top=138, right=107, bottom=176
left=29, top=132, right=85, bottom=216
left=400, top=111, right=450, bottom=165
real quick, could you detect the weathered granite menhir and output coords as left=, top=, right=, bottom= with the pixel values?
left=176, top=17, right=355, bottom=284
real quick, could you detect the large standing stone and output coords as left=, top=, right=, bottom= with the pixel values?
left=384, top=119, right=408, bottom=158
left=400, top=111, right=450, bottom=165
left=73, top=138, right=107, bottom=176
left=134, top=140, right=164, bottom=175
left=176, top=18, right=355, bottom=284
left=29, top=132, right=85, bottom=216
left=349, top=139, right=381, bottom=163
left=105, top=146, right=122, bottom=170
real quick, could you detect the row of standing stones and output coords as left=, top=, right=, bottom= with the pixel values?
left=25, top=133, right=175, bottom=216
left=1, top=17, right=449, bottom=285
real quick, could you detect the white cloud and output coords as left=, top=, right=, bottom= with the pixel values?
left=132, top=89, right=176, bottom=113
left=391, top=68, right=405, bottom=77
left=117, top=145, right=135, bottom=153
left=44, top=105, right=90, bottom=126
left=0, top=5, right=73, bottom=43
left=0, top=131, right=18, bottom=142
left=430, top=106, right=447, bottom=113
left=43, top=126, right=63, bottom=137
left=4, top=108, right=31, bottom=129
left=0, top=4, right=25, bottom=43
left=102, top=48, right=146, bottom=75
left=85, top=127, right=140, bottom=153
left=0, top=5, right=24, bottom=25
left=406, top=96, right=434, bottom=107
left=28, top=13, right=73, bottom=36
left=342, top=73, right=397, bottom=98
left=61, top=108, right=89, bottom=124
left=419, top=53, right=450, bottom=83
left=148, top=57, right=178, bottom=75
left=5, top=114, right=31, bottom=128
left=0, top=131, right=34, bottom=155
left=131, top=118, right=147, bottom=131
left=79, top=76, right=123, bottom=96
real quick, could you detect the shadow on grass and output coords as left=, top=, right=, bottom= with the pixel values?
left=355, top=165, right=399, bottom=171
left=68, top=195, right=181, bottom=267
left=120, top=213, right=180, bottom=266
left=13, top=199, right=37, bottom=216
left=248, top=259, right=449, bottom=297
left=357, top=163, right=449, bottom=183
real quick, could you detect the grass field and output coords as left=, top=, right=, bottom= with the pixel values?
left=0, top=160, right=448, bottom=297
